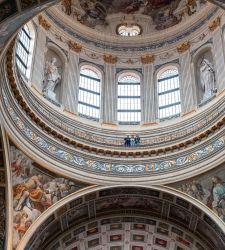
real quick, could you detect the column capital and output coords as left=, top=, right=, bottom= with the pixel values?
left=177, top=41, right=190, bottom=54
left=141, top=55, right=155, bottom=64
left=208, top=16, right=221, bottom=32
left=68, top=40, right=82, bottom=53
left=103, top=54, right=118, bottom=64
left=38, top=15, right=51, bottom=31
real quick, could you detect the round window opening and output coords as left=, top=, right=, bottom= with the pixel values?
left=117, top=24, right=141, bottom=37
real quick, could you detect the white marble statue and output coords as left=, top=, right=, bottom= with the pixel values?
left=200, top=58, right=215, bottom=102
left=43, top=57, right=61, bottom=102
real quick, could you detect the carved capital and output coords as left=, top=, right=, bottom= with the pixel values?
left=103, top=54, right=118, bottom=64
left=68, top=40, right=82, bottom=53
left=38, top=15, right=51, bottom=31
left=177, top=41, right=190, bottom=54
left=140, top=55, right=155, bottom=64
left=208, top=17, right=221, bottom=32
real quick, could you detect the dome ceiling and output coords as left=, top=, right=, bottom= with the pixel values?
left=61, top=0, right=207, bottom=32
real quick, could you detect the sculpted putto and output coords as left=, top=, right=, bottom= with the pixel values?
left=43, top=57, right=61, bottom=102
left=199, top=58, right=216, bottom=102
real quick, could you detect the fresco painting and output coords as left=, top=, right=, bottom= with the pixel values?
left=64, top=0, right=207, bottom=30
left=170, top=164, right=225, bottom=222
left=0, top=0, right=17, bottom=23
left=10, top=145, right=86, bottom=249
left=20, top=0, right=38, bottom=10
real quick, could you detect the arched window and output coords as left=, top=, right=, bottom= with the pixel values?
left=117, top=24, right=141, bottom=37
left=78, top=66, right=101, bottom=120
left=117, top=73, right=141, bottom=124
left=157, top=67, right=181, bottom=119
left=15, top=23, right=35, bottom=78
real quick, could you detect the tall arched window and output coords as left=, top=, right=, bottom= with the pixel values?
left=117, top=73, right=141, bottom=124
left=78, top=66, right=101, bottom=120
left=16, top=23, right=35, bottom=78
left=157, top=67, right=181, bottom=119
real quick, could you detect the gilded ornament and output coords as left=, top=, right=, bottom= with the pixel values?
left=140, top=55, right=155, bottom=64
left=68, top=40, right=82, bottom=53
left=208, top=17, right=221, bottom=32
left=38, top=15, right=51, bottom=31
left=103, top=54, right=118, bottom=64
left=176, top=41, right=190, bottom=53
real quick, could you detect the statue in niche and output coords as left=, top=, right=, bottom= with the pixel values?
left=43, top=57, right=61, bottom=103
left=199, top=58, right=216, bottom=102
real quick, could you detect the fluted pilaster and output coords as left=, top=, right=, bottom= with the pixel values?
left=211, top=27, right=225, bottom=93
left=30, top=27, right=46, bottom=92
left=62, top=51, right=80, bottom=113
left=179, top=50, right=197, bottom=114
left=102, top=55, right=117, bottom=124
left=141, top=58, right=157, bottom=123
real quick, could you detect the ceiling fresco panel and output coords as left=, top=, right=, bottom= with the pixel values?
left=62, top=0, right=207, bottom=30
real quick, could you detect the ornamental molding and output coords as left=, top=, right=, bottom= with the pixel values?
left=68, top=40, right=82, bottom=53
left=140, top=55, right=155, bottom=64
left=208, top=16, right=221, bottom=32
left=38, top=15, right=51, bottom=31
left=177, top=41, right=191, bottom=54
left=103, top=54, right=118, bottom=64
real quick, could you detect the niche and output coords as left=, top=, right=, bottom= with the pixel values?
left=194, top=47, right=216, bottom=105
left=43, top=46, right=65, bottom=104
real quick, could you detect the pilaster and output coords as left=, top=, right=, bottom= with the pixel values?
left=141, top=55, right=157, bottom=124
left=61, top=41, right=81, bottom=113
left=178, top=42, right=197, bottom=114
left=210, top=18, right=225, bottom=93
left=102, top=55, right=117, bottom=124
left=30, top=26, right=46, bottom=92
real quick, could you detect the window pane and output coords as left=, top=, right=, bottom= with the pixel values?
left=78, top=67, right=101, bottom=120
left=117, top=74, right=141, bottom=124
left=16, top=24, right=31, bottom=76
left=158, top=68, right=181, bottom=119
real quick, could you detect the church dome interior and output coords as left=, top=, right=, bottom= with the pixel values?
left=0, top=0, right=225, bottom=250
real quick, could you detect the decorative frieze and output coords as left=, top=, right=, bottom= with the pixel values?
left=140, top=55, right=155, bottom=64
left=103, top=54, right=118, bottom=64
left=177, top=41, right=191, bottom=54
left=208, top=16, right=221, bottom=32
left=38, top=15, right=51, bottom=31
left=3, top=92, right=225, bottom=175
left=68, top=40, right=82, bottom=53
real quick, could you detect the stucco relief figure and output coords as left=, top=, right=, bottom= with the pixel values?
left=43, top=57, right=61, bottom=102
left=199, top=58, right=216, bottom=102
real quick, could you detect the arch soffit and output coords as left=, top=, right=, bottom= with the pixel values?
left=17, top=185, right=225, bottom=250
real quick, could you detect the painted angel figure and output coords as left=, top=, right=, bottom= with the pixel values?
left=199, top=58, right=216, bottom=102
left=43, top=57, right=61, bottom=102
